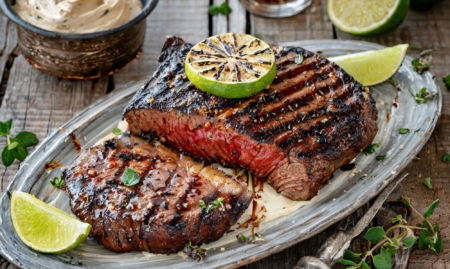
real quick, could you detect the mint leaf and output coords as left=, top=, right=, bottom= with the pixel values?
left=423, top=199, right=439, bottom=219
left=1, top=147, right=15, bottom=167
left=50, top=176, right=65, bottom=188
left=392, top=214, right=402, bottom=224
left=14, top=131, right=39, bottom=147
left=442, top=154, right=450, bottom=163
left=11, top=145, right=28, bottom=161
left=443, top=74, right=450, bottom=90
left=121, top=167, right=140, bottom=187
left=7, top=141, right=19, bottom=150
left=423, top=177, right=432, bottom=189
left=340, top=259, right=357, bottom=266
left=433, top=236, right=443, bottom=254
left=343, top=249, right=361, bottom=262
left=364, top=226, right=386, bottom=244
left=403, top=236, right=417, bottom=248
left=418, top=230, right=433, bottom=249
left=373, top=248, right=392, bottom=269
left=112, top=128, right=122, bottom=135
left=399, top=128, right=410, bottom=134
left=0, top=122, right=8, bottom=137
left=209, top=2, right=232, bottom=15
left=361, top=260, right=370, bottom=269
left=363, top=143, right=380, bottom=155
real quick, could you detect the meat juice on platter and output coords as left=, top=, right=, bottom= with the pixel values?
left=63, top=36, right=378, bottom=254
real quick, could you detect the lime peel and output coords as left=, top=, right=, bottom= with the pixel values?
left=329, top=44, right=409, bottom=86
left=11, top=190, right=91, bottom=254
left=185, top=33, right=277, bottom=99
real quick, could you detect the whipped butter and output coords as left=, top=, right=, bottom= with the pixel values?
left=13, top=0, right=143, bottom=34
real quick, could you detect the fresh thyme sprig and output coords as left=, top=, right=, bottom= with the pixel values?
left=183, top=242, right=207, bottom=261
left=0, top=119, right=39, bottom=167
left=340, top=199, right=442, bottom=269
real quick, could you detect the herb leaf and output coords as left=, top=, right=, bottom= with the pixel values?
left=14, top=131, right=39, bottom=147
left=376, top=155, right=386, bottom=161
left=411, top=49, right=433, bottom=74
left=340, top=259, right=357, bottom=266
left=418, top=230, right=433, bottom=250
left=414, top=87, right=433, bottom=104
left=423, top=199, right=439, bottom=219
left=363, top=143, right=380, bottom=155
left=364, top=226, right=385, bottom=244
left=0, top=120, right=10, bottom=137
left=373, top=248, right=393, bottom=269
left=199, top=197, right=225, bottom=213
left=443, top=74, right=450, bottom=90
left=50, top=176, right=65, bottom=188
left=399, top=128, right=410, bottom=134
left=361, top=260, right=371, bottom=269
left=183, top=242, right=207, bottom=261
left=121, top=167, right=140, bottom=187
left=12, top=145, right=28, bottom=161
left=112, top=128, right=122, bottom=135
left=403, top=236, right=417, bottom=248
left=392, top=214, right=402, bottom=224
left=423, top=177, right=432, bottom=189
left=7, top=141, right=19, bottom=150
left=1, top=147, right=14, bottom=167
left=343, top=249, right=361, bottom=261
left=442, top=154, right=450, bottom=163
left=209, top=2, right=232, bottom=15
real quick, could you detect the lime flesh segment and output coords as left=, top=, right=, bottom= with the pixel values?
left=185, top=33, right=277, bottom=99
left=327, top=0, right=410, bottom=36
left=11, top=190, right=91, bottom=254
left=328, top=44, right=409, bottom=86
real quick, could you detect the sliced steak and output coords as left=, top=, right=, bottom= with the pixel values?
left=63, top=134, right=252, bottom=254
left=124, top=36, right=378, bottom=201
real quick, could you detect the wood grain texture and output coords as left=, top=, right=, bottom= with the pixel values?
left=113, top=0, right=210, bottom=86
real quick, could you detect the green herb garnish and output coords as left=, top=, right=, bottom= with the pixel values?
left=112, top=127, right=122, bottom=135
left=120, top=168, right=140, bottom=187
left=443, top=74, right=450, bottom=90
left=237, top=234, right=247, bottom=243
left=442, top=154, right=450, bottom=163
left=247, top=233, right=267, bottom=244
left=423, top=177, right=432, bottom=189
left=363, top=143, right=380, bottom=155
left=340, top=199, right=442, bottom=269
left=0, top=119, right=39, bottom=167
left=199, top=197, right=225, bottom=213
left=399, top=128, right=410, bottom=134
left=411, top=49, right=433, bottom=74
left=376, top=155, right=386, bottom=161
left=209, top=2, right=232, bottom=15
left=413, top=87, right=433, bottom=104
left=50, top=176, right=65, bottom=188
left=183, top=242, right=207, bottom=261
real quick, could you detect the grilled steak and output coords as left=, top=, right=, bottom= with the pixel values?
left=124, top=36, right=378, bottom=201
left=63, top=134, right=252, bottom=253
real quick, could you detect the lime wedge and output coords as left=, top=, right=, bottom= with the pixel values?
left=328, top=44, right=409, bottom=86
left=185, top=33, right=277, bottom=99
left=11, top=190, right=91, bottom=254
left=327, top=0, right=410, bottom=36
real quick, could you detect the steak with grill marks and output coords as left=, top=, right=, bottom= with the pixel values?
left=124, top=36, right=378, bottom=201
left=63, top=134, right=252, bottom=253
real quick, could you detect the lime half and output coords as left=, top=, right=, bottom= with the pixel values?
left=328, top=44, right=409, bottom=86
left=11, top=190, right=91, bottom=254
left=185, top=33, right=277, bottom=98
left=327, top=0, right=410, bottom=36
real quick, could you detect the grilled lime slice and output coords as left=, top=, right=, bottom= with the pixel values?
left=11, top=190, right=91, bottom=254
left=328, top=44, right=409, bottom=86
left=327, top=0, right=410, bottom=36
left=185, top=33, right=277, bottom=99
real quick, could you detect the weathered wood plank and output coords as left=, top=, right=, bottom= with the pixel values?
left=250, top=0, right=333, bottom=43
left=212, top=0, right=247, bottom=35
left=113, top=0, right=210, bottom=86
left=335, top=2, right=450, bottom=268
left=0, top=12, right=18, bottom=105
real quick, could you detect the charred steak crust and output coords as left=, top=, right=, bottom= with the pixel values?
left=63, top=135, right=252, bottom=254
left=124, top=36, right=378, bottom=201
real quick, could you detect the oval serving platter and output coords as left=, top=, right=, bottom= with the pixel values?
left=0, top=40, right=442, bottom=269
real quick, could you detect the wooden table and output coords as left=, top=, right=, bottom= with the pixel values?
left=0, top=1, right=449, bottom=268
